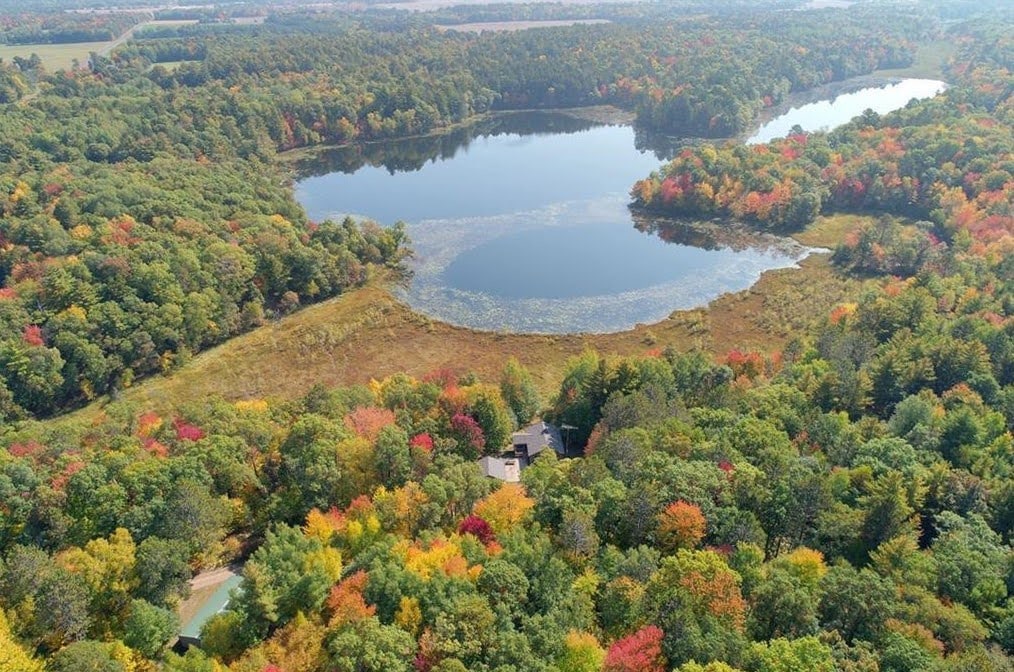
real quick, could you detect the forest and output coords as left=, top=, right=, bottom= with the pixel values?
left=0, top=0, right=1012, bottom=671
left=0, top=2, right=937, bottom=416
left=631, top=23, right=1012, bottom=237
left=0, top=12, right=145, bottom=46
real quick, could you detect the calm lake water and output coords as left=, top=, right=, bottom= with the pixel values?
left=295, top=78, right=944, bottom=333
left=747, top=78, right=946, bottom=144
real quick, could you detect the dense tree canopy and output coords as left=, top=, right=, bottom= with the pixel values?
left=0, top=0, right=1011, bottom=670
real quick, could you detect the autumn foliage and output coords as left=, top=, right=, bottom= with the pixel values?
left=472, top=483, right=535, bottom=535
left=173, top=417, right=205, bottom=442
left=327, top=571, right=376, bottom=627
left=603, top=625, right=667, bottom=672
left=458, top=514, right=496, bottom=545
left=450, top=413, right=485, bottom=457
left=656, top=500, right=708, bottom=552
left=345, top=406, right=397, bottom=441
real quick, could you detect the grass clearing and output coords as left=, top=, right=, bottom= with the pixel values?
left=0, top=19, right=200, bottom=73
left=147, top=60, right=197, bottom=72
left=792, top=213, right=870, bottom=248
left=51, top=215, right=873, bottom=426
left=875, top=39, right=956, bottom=80
left=0, top=41, right=108, bottom=71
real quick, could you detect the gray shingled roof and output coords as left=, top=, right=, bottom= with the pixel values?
left=512, top=421, right=564, bottom=457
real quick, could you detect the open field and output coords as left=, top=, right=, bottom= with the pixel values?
left=435, top=19, right=610, bottom=33
left=0, top=41, right=108, bottom=71
left=147, top=59, right=198, bottom=72
left=134, top=19, right=201, bottom=32
left=52, top=215, right=874, bottom=424
left=0, top=19, right=198, bottom=72
left=875, top=39, right=956, bottom=80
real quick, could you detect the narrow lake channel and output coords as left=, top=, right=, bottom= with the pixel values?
left=295, top=77, right=945, bottom=334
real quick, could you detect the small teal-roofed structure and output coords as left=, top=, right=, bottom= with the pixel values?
left=178, top=573, right=243, bottom=648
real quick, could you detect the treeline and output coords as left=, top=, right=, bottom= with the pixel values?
left=0, top=38, right=412, bottom=419
left=631, top=24, right=1013, bottom=235
left=294, top=111, right=600, bottom=179
left=0, top=92, right=409, bottom=419
left=0, top=12, right=145, bottom=45
left=133, top=8, right=922, bottom=142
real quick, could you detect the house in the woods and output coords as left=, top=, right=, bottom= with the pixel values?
left=510, top=420, right=565, bottom=466
left=478, top=421, right=565, bottom=481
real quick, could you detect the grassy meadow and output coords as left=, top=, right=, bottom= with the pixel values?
left=0, top=20, right=198, bottom=72
left=0, top=41, right=108, bottom=71
left=874, top=38, right=956, bottom=79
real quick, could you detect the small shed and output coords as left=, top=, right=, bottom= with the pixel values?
left=478, top=455, right=522, bottom=482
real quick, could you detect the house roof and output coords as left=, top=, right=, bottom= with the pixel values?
left=478, top=456, right=522, bottom=482
left=512, top=421, right=564, bottom=457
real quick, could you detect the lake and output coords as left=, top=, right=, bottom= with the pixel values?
left=295, top=78, right=944, bottom=333
left=747, top=78, right=946, bottom=144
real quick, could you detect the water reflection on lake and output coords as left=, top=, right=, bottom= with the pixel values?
left=295, top=78, right=944, bottom=333
left=747, top=78, right=946, bottom=144
left=295, top=114, right=811, bottom=333
left=410, top=196, right=809, bottom=332
left=295, top=113, right=663, bottom=223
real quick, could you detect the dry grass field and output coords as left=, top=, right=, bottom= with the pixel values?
left=52, top=215, right=875, bottom=426
left=874, top=39, right=956, bottom=80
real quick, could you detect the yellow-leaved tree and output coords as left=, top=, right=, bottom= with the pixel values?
left=0, top=611, right=44, bottom=672
left=472, top=483, right=535, bottom=535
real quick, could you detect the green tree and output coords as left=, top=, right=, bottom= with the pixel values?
left=747, top=636, right=834, bottom=672
left=501, top=357, right=541, bottom=424
left=644, top=550, right=747, bottom=666
left=234, top=524, right=342, bottom=634
left=275, top=414, right=348, bottom=522
left=200, top=611, right=254, bottom=663
left=374, top=424, right=412, bottom=489
left=556, top=630, right=606, bottom=672
left=327, top=617, right=415, bottom=672
left=134, top=537, right=193, bottom=606
left=46, top=641, right=126, bottom=672
left=818, top=563, right=896, bottom=644
left=932, top=512, right=1009, bottom=619
left=122, top=599, right=179, bottom=659
left=748, top=567, right=820, bottom=640
left=157, top=480, right=230, bottom=558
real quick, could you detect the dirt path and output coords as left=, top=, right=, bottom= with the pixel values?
left=189, top=565, right=239, bottom=592
left=178, top=565, right=241, bottom=628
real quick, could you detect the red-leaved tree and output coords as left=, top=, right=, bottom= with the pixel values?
left=450, top=413, right=485, bottom=458
left=603, top=625, right=667, bottom=672
left=458, top=514, right=496, bottom=545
